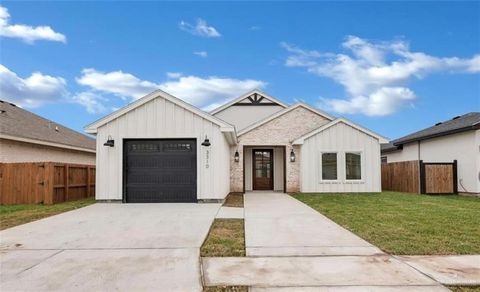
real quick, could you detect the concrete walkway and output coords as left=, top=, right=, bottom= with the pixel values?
left=202, top=192, right=448, bottom=290
left=216, top=206, right=244, bottom=219
left=1, top=203, right=220, bottom=291
left=244, top=192, right=382, bottom=256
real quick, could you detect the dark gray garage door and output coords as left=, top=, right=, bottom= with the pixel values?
left=124, top=139, right=197, bottom=203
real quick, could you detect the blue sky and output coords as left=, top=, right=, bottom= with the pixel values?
left=1, top=1, right=479, bottom=140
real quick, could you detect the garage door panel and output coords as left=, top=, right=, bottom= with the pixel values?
left=127, top=156, right=195, bottom=169
left=124, top=139, right=197, bottom=203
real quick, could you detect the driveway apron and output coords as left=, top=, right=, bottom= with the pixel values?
left=0, top=203, right=220, bottom=291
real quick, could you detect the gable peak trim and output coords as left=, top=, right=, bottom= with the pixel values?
left=209, top=89, right=288, bottom=115
left=84, top=89, right=234, bottom=134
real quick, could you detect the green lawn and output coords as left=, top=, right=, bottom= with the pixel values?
left=293, top=192, right=480, bottom=255
left=0, top=197, right=96, bottom=230
left=201, top=219, right=245, bottom=257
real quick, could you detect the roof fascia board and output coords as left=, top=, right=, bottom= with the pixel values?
left=209, top=89, right=289, bottom=115
left=85, top=90, right=234, bottom=134
left=292, top=118, right=389, bottom=145
left=237, top=102, right=334, bottom=137
left=1, top=134, right=96, bottom=153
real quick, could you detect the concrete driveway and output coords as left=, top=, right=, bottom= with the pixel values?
left=0, top=203, right=220, bottom=291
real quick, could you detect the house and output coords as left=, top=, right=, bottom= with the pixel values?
left=0, top=100, right=96, bottom=164
left=85, top=89, right=387, bottom=203
left=381, top=112, right=480, bottom=195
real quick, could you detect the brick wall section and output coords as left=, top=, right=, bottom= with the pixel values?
left=0, top=138, right=96, bottom=164
left=231, top=106, right=330, bottom=192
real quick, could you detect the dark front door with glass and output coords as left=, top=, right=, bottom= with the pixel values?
left=253, top=149, right=273, bottom=190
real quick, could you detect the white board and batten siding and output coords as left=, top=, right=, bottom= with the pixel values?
left=95, top=97, right=231, bottom=201
left=300, top=122, right=382, bottom=193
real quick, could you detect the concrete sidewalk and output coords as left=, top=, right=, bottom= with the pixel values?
left=244, top=192, right=382, bottom=256
left=202, top=256, right=446, bottom=290
left=399, top=255, right=480, bottom=286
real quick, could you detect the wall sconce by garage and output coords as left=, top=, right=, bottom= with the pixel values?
left=103, top=135, right=114, bottom=147
left=234, top=150, right=240, bottom=162
left=201, top=135, right=211, bottom=147
left=290, top=149, right=296, bottom=162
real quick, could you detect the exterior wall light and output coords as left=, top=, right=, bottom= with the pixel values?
left=201, top=135, right=211, bottom=147
left=234, top=150, right=240, bottom=162
left=104, top=135, right=114, bottom=147
left=290, top=149, right=296, bottom=162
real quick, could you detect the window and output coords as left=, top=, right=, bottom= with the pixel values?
left=322, top=153, right=337, bottom=180
left=346, top=152, right=361, bottom=180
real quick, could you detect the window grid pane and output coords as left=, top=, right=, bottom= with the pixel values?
left=322, top=153, right=337, bottom=180
left=346, top=153, right=361, bottom=180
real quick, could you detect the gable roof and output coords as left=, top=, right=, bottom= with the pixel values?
left=0, top=100, right=95, bottom=152
left=393, top=112, right=480, bottom=145
left=85, top=90, right=235, bottom=134
left=210, top=89, right=288, bottom=115
left=292, top=118, right=389, bottom=145
left=237, top=102, right=335, bottom=136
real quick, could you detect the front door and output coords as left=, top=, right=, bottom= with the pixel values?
left=253, top=149, right=273, bottom=190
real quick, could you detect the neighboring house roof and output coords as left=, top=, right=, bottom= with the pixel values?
left=381, top=142, right=401, bottom=154
left=393, top=112, right=480, bottom=146
left=209, top=89, right=289, bottom=115
left=237, top=102, right=335, bottom=136
left=293, top=118, right=389, bottom=145
left=0, top=100, right=95, bottom=153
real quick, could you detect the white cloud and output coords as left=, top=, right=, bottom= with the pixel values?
left=179, top=18, right=221, bottom=38
left=250, top=26, right=261, bottom=31
left=166, top=72, right=183, bottom=79
left=283, top=36, right=480, bottom=116
left=76, top=68, right=159, bottom=99
left=71, top=91, right=107, bottom=114
left=0, top=64, right=67, bottom=107
left=194, top=51, right=208, bottom=58
left=0, top=5, right=66, bottom=44
left=76, top=68, right=265, bottom=109
left=159, top=75, right=265, bottom=107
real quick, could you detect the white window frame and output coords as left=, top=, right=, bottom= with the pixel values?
left=344, top=150, right=364, bottom=182
left=319, top=151, right=340, bottom=182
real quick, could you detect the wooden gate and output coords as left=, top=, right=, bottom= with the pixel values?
left=420, top=160, right=458, bottom=194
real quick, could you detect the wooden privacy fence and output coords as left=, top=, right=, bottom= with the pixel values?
left=381, top=160, right=420, bottom=193
left=381, top=160, right=457, bottom=194
left=0, top=162, right=95, bottom=205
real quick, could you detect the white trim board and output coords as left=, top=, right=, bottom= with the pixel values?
left=0, top=134, right=96, bottom=153
left=85, top=90, right=235, bottom=134
left=209, top=89, right=289, bottom=115
left=238, top=102, right=335, bottom=136
left=292, top=118, right=389, bottom=144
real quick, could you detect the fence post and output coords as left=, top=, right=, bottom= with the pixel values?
left=43, top=162, right=54, bottom=204
left=64, top=164, right=69, bottom=202
left=86, top=166, right=91, bottom=198
left=419, top=160, right=426, bottom=194
left=452, top=160, right=458, bottom=194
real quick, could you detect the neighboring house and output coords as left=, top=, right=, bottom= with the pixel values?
left=381, top=112, right=480, bottom=195
left=85, top=89, right=387, bottom=203
left=0, top=100, right=96, bottom=164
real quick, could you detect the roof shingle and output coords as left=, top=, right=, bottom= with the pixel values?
left=393, top=112, right=480, bottom=145
left=0, top=100, right=95, bottom=151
